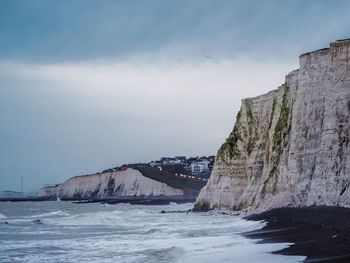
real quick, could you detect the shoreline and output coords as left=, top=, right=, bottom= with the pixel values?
left=243, top=206, right=350, bottom=262
left=0, top=196, right=196, bottom=205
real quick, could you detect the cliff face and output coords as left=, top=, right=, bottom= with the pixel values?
left=196, top=39, right=350, bottom=212
left=39, top=168, right=184, bottom=198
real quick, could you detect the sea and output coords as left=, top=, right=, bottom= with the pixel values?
left=0, top=201, right=305, bottom=263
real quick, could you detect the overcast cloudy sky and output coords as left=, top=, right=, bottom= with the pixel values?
left=1, top=0, right=350, bottom=193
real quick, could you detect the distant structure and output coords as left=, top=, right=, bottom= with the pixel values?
left=191, top=159, right=210, bottom=174
left=175, top=156, right=186, bottom=162
left=2, top=191, right=24, bottom=198
left=101, top=155, right=215, bottom=179
left=160, top=157, right=177, bottom=165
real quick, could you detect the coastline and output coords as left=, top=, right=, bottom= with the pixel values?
left=0, top=196, right=196, bottom=205
left=243, top=206, right=350, bottom=262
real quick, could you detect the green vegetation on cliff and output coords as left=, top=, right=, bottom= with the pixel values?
left=246, top=100, right=256, bottom=155
left=217, top=110, right=243, bottom=160
left=271, top=84, right=291, bottom=169
left=262, top=84, right=292, bottom=195
left=217, top=84, right=292, bottom=171
left=192, top=200, right=212, bottom=212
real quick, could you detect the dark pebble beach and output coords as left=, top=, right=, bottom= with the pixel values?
left=244, top=206, right=350, bottom=263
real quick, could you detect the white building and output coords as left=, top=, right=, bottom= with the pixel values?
left=191, top=160, right=210, bottom=174
left=160, top=157, right=177, bottom=165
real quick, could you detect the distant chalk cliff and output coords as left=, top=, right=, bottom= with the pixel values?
left=39, top=168, right=184, bottom=199
left=196, top=39, right=350, bottom=212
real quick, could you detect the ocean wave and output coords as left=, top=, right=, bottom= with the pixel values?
left=28, top=210, right=70, bottom=218
left=143, top=246, right=185, bottom=263
left=44, top=211, right=123, bottom=226
left=0, top=212, right=7, bottom=219
left=0, top=202, right=307, bottom=263
left=144, top=228, right=160, bottom=235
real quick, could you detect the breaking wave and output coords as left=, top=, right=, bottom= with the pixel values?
left=44, top=211, right=123, bottom=226
left=0, top=202, right=305, bottom=263
left=28, top=210, right=70, bottom=218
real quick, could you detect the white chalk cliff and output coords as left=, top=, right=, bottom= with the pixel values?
left=39, top=168, right=184, bottom=198
left=196, top=39, right=350, bottom=212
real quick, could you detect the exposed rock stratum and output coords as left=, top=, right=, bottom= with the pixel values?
left=196, top=39, right=350, bottom=212
left=39, top=168, right=184, bottom=199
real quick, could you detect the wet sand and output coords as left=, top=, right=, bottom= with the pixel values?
left=244, top=206, right=350, bottom=262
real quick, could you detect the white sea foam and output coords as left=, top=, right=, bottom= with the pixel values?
left=28, top=210, right=70, bottom=218
left=0, top=212, right=7, bottom=219
left=44, top=211, right=123, bottom=226
left=0, top=202, right=306, bottom=263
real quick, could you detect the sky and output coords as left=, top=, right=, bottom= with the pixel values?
left=1, top=0, right=350, bottom=193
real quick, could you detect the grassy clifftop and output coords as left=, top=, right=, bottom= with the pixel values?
left=132, top=166, right=207, bottom=192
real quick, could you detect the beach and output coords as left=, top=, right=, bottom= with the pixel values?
left=244, top=206, right=350, bottom=262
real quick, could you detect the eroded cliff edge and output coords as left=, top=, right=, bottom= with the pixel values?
left=39, top=168, right=185, bottom=199
left=196, top=39, right=350, bottom=212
